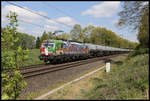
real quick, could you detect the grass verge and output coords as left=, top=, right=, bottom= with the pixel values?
left=84, top=54, right=149, bottom=100
left=20, top=49, right=44, bottom=67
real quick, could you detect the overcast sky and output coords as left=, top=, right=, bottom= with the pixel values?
left=1, top=1, right=138, bottom=42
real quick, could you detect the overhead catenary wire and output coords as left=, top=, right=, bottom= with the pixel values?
left=17, top=19, right=45, bottom=37
left=5, top=13, right=71, bottom=37
left=19, top=19, right=44, bottom=28
left=5, top=16, right=45, bottom=29
left=6, top=16, right=59, bottom=37
left=44, top=3, right=81, bottom=23
left=5, top=1, right=73, bottom=28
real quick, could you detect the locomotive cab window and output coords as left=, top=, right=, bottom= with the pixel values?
left=48, top=43, right=54, bottom=48
left=42, top=43, right=54, bottom=48
left=42, top=43, right=48, bottom=47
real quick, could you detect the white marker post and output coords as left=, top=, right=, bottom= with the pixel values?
left=105, top=59, right=111, bottom=72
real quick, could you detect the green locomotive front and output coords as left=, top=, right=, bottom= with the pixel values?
left=39, top=40, right=65, bottom=63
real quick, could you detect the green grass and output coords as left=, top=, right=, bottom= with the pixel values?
left=20, top=49, right=44, bottom=67
left=83, top=54, right=149, bottom=100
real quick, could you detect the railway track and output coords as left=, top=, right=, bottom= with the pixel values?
left=19, top=64, right=46, bottom=70
left=20, top=54, right=123, bottom=78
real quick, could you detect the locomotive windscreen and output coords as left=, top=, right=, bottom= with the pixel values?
left=42, top=43, right=54, bottom=48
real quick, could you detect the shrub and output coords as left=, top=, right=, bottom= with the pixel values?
left=128, top=48, right=149, bottom=58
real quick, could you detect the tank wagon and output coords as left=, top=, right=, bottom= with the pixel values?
left=85, top=43, right=129, bottom=57
left=39, top=39, right=130, bottom=64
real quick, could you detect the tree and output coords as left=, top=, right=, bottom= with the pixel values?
left=2, top=11, right=27, bottom=99
left=137, top=10, right=149, bottom=48
left=36, top=37, right=41, bottom=48
left=90, top=27, right=114, bottom=46
left=117, top=1, right=149, bottom=49
left=70, top=24, right=84, bottom=42
left=89, top=26, right=137, bottom=49
left=48, top=31, right=55, bottom=39
left=117, top=1, right=149, bottom=31
left=5, top=31, right=36, bottom=49
left=82, top=25, right=95, bottom=43
left=40, top=31, right=49, bottom=44
left=56, top=33, right=70, bottom=40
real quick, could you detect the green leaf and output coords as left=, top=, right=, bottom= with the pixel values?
left=2, top=93, right=10, bottom=100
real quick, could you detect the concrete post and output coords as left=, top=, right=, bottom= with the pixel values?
left=106, top=62, right=110, bottom=72
left=105, top=59, right=111, bottom=72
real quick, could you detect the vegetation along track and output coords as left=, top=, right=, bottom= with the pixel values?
left=20, top=54, right=124, bottom=78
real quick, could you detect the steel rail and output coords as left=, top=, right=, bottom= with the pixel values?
left=22, top=54, right=121, bottom=78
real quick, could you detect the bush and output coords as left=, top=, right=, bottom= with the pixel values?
left=128, top=48, right=149, bottom=58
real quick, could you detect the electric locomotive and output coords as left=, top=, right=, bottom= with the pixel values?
left=39, top=39, right=89, bottom=63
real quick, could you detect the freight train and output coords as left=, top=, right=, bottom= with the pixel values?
left=39, top=39, right=130, bottom=64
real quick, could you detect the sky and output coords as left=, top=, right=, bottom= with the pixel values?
left=1, top=1, right=139, bottom=43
